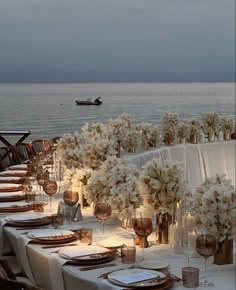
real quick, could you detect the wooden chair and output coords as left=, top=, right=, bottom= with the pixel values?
left=0, top=258, right=45, bottom=290
left=15, top=143, right=34, bottom=163
left=0, top=146, right=19, bottom=170
left=31, top=139, right=51, bottom=156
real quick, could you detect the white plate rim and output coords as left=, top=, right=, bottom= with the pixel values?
left=96, top=239, right=124, bottom=249
left=138, top=259, right=169, bottom=270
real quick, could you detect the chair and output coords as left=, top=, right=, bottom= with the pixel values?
left=15, top=143, right=34, bottom=163
left=31, top=139, right=51, bottom=156
left=0, top=146, right=19, bottom=170
left=0, top=258, right=45, bottom=290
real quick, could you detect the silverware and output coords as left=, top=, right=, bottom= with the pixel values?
left=160, top=268, right=182, bottom=282
left=42, top=243, right=78, bottom=249
left=79, top=263, right=117, bottom=271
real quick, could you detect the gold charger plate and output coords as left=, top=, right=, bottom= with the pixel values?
left=6, top=216, right=51, bottom=227
left=0, top=204, right=32, bottom=213
left=0, top=195, right=25, bottom=202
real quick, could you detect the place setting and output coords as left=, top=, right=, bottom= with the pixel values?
left=0, top=201, right=33, bottom=213
left=0, top=183, right=22, bottom=192
left=0, top=190, right=25, bottom=202
left=0, top=169, right=28, bottom=177
left=4, top=213, right=52, bottom=227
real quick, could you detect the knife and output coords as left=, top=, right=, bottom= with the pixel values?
left=79, top=263, right=117, bottom=271
left=42, top=243, right=78, bottom=249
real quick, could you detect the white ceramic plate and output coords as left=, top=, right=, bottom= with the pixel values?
left=138, top=259, right=169, bottom=270
left=96, top=239, right=124, bottom=249
left=0, top=202, right=29, bottom=208
left=0, top=183, right=20, bottom=189
left=108, top=269, right=166, bottom=288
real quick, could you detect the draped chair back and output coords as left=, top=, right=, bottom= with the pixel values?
left=0, top=146, right=18, bottom=171
left=15, top=142, right=34, bottom=163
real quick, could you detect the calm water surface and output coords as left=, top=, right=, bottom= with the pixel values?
left=0, top=83, right=235, bottom=141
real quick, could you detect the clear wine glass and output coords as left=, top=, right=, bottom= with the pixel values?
left=126, top=210, right=141, bottom=246
left=133, top=211, right=153, bottom=261
left=93, top=202, right=112, bottom=239
left=196, top=233, right=218, bottom=287
left=43, top=175, right=58, bottom=212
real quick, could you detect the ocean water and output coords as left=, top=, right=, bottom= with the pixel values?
left=0, top=82, right=235, bottom=141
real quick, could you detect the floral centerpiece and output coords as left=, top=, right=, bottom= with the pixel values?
left=139, top=158, right=187, bottom=243
left=137, top=123, right=162, bottom=149
left=85, top=156, right=141, bottom=218
left=221, top=116, right=234, bottom=140
left=177, top=121, right=190, bottom=143
left=185, top=118, right=203, bottom=144
left=161, top=112, right=179, bottom=145
left=139, top=158, right=187, bottom=215
left=202, top=112, right=222, bottom=141
left=195, top=174, right=236, bottom=264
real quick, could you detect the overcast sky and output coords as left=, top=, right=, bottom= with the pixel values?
left=0, top=0, right=235, bottom=83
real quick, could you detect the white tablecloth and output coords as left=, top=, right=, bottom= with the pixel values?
left=123, top=141, right=235, bottom=189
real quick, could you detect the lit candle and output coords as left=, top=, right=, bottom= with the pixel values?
left=185, top=212, right=195, bottom=229
left=189, top=229, right=197, bottom=249
left=176, top=202, right=182, bottom=227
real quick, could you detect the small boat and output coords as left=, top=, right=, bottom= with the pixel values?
left=75, top=97, right=103, bottom=106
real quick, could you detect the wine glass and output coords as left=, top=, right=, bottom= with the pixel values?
left=93, top=202, right=112, bottom=239
left=126, top=210, right=141, bottom=246
left=43, top=175, right=58, bottom=212
left=133, top=211, right=153, bottom=261
left=196, top=233, right=218, bottom=287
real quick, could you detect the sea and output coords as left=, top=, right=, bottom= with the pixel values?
left=0, top=82, right=235, bottom=141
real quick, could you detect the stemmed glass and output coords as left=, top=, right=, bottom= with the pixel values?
left=133, top=211, right=153, bottom=261
left=196, top=233, right=218, bottom=287
left=43, top=174, right=58, bottom=212
left=93, top=202, right=112, bottom=239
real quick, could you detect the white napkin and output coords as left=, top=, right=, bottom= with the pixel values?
left=0, top=191, right=24, bottom=197
left=0, top=176, right=21, bottom=181
left=28, top=229, right=73, bottom=239
left=113, top=271, right=158, bottom=285
left=59, top=246, right=108, bottom=258
left=0, top=183, right=20, bottom=189
left=0, top=202, right=29, bottom=208
left=5, top=213, right=45, bottom=222
left=0, top=170, right=27, bottom=175
left=9, top=165, right=28, bottom=169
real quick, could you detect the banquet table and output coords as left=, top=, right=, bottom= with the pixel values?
left=123, top=140, right=235, bottom=189
left=0, top=205, right=235, bottom=290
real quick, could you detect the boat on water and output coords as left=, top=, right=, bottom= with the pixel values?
left=75, top=97, right=103, bottom=106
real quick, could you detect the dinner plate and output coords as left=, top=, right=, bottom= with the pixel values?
left=0, top=170, right=27, bottom=177
left=107, top=269, right=167, bottom=288
left=138, top=259, right=169, bottom=270
left=5, top=213, right=46, bottom=221
left=96, top=239, right=124, bottom=249
left=0, top=183, right=22, bottom=192
left=59, top=245, right=116, bottom=265
left=0, top=195, right=25, bottom=202
left=8, top=165, right=28, bottom=170
left=28, top=229, right=77, bottom=244
left=0, top=202, right=32, bottom=213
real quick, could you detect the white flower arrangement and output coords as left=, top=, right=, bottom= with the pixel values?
left=81, top=122, right=110, bottom=139
left=177, top=121, right=191, bottom=140
left=85, top=156, right=141, bottom=217
left=139, top=158, right=187, bottom=215
left=185, top=118, right=203, bottom=143
left=195, top=174, right=236, bottom=242
left=161, top=112, right=179, bottom=144
left=221, top=116, right=234, bottom=138
left=202, top=112, right=222, bottom=135
left=137, top=123, right=162, bottom=147
left=62, top=167, right=91, bottom=191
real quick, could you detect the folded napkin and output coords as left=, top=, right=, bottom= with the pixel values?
left=28, top=229, right=73, bottom=239
left=0, top=183, right=21, bottom=189
left=0, top=191, right=24, bottom=197
left=8, top=165, right=28, bottom=170
left=0, top=202, right=30, bottom=208
left=0, top=176, right=21, bottom=181
left=59, top=246, right=108, bottom=259
left=0, top=170, right=27, bottom=176
left=5, top=213, right=46, bottom=222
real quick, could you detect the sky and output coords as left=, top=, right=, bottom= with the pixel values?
left=0, top=0, right=235, bottom=83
